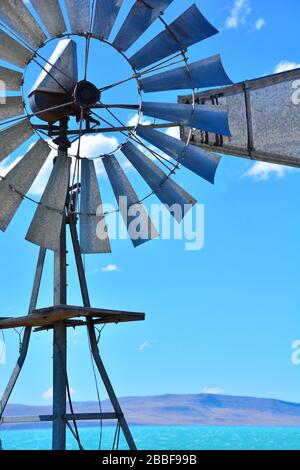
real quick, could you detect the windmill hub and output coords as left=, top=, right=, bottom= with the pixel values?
left=74, top=80, right=100, bottom=107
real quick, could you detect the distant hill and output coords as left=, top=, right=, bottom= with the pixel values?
left=2, top=394, right=300, bottom=429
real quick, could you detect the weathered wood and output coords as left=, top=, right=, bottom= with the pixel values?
left=0, top=306, right=145, bottom=329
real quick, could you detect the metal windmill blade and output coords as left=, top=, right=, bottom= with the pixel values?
left=29, top=0, right=67, bottom=38
left=140, top=54, right=233, bottom=92
left=103, top=155, right=159, bottom=247
left=93, top=0, right=123, bottom=40
left=80, top=159, right=111, bottom=254
left=136, top=124, right=221, bottom=184
left=0, top=97, right=24, bottom=122
left=26, top=152, right=71, bottom=251
left=65, top=0, right=91, bottom=34
left=142, top=102, right=231, bottom=136
left=0, top=0, right=46, bottom=49
left=0, top=139, right=51, bottom=231
left=130, top=4, right=218, bottom=70
left=0, top=119, right=34, bottom=163
left=121, top=142, right=197, bottom=222
left=0, top=30, right=32, bottom=68
left=113, top=0, right=174, bottom=52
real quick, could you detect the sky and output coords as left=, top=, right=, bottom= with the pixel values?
left=0, top=0, right=300, bottom=408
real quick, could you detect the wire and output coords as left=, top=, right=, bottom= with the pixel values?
left=87, top=328, right=104, bottom=450
left=66, top=372, right=84, bottom=450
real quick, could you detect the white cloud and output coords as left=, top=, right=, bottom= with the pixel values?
left=42, top=386, right=76, bottom=399
left=226, top=0, right=251, bottom=29
left=254, top=18, right=266, bottom=30
left=202, top=387, right=224, bottom=395
left=243, top=161, right=291, bottom=181
left=101, top=263, right=121, bottom=273
left=139, top=340, right=149, bottom=351
left=274, top=60, right=300, bottom=74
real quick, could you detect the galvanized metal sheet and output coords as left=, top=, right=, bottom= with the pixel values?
left=178, top=68, right=300, bottom=167
left=0, top=139, right=51, bottom=231
left=93, top=0, right=123, bottom=40
left=142, top=102, right=230, bottom=136
left=0, top=119, right=34, bottom=163
left=121, top=142, right=196, bottom=222
left=0, top=0, right=46, bottom=49
left=136, top=125, right=221, bottom=184
left=103, top=154, right=159, bottom=247
left=29, top=39, right=78, bottom=95
left=113, top=0, right=174, bottom=52
left=65, top=0, right=91, bottom=34
left=0, top=30, right=32, bottom=68
left=80, top=159, right=111, bottom=254
left=0, top=66, right=23, bottom=91
left=30, top=0, right=67, bottom=38
left=0, top=96, right=24, bottom=122
left=26, top=151, right=71, bottom=251
left=130, top=4, right=218, bottom=70
left=141, top=54, right=233, bottom=93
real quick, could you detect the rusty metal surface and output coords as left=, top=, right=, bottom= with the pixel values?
left=0, top=0, right=46, bottom=49
left=0, top=139, right=50, bottom=231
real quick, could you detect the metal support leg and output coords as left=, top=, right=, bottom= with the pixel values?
left=69, top=215, right=137, bottom=450
left=52, top=217, right=67, bottom=450
left=0, top=248, right=46, bottom=419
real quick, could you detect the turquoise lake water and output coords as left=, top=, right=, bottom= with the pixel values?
left=1, top=426, right=300, bottom=450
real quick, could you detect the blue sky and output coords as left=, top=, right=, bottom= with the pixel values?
left=0, top=0, right=300, bottom=407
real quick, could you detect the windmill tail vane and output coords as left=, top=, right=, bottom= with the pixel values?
left=0, top=0, right=236, bottom=451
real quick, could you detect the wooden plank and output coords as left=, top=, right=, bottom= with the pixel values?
left=0, top=305, right=145, bottom=329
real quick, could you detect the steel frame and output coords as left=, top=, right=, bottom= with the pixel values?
left=0, top=142, right=138, bottom=451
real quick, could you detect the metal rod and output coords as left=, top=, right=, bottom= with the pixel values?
left=0, top=248, right=46, bottom=419
left=68, top=216, right=137, bottom=451
left=35, top=122, right=179, bottom=136
left=52, top=150, right=68, bottom=450
left=1, top=413, right=118, bottom=425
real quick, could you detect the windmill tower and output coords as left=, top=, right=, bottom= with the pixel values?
left=0, top=0, right=266, bottom=451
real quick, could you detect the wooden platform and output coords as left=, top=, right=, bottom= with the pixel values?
left=0, top=305, right=145, bottom=330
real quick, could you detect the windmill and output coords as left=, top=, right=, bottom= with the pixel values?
left=3, top=0, right=292, bottom=451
